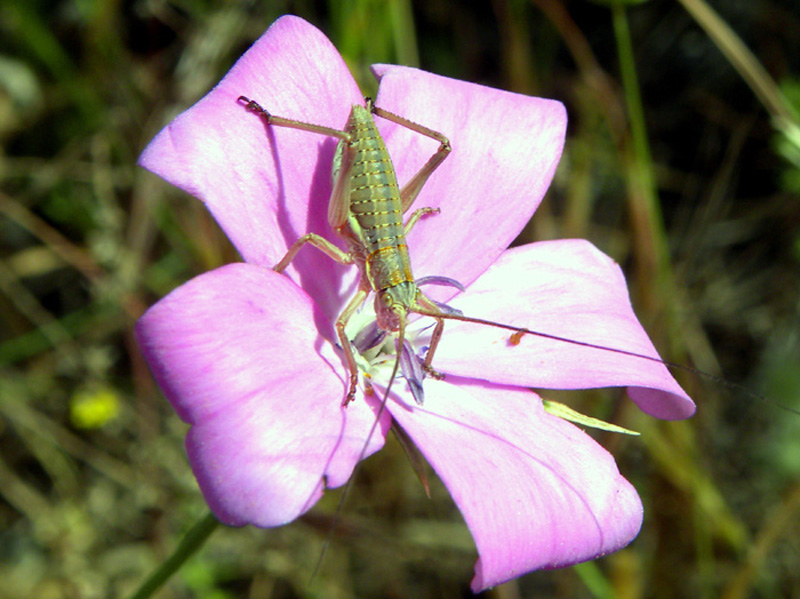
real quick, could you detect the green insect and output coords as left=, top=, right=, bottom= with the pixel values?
left=237, top=95, right=685, bottom=407
left=238, top=95, right=455, bottom=404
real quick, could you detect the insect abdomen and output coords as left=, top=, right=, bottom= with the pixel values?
left=346, top=106, right=413, bottom=290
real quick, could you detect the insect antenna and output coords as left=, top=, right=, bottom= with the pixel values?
left=410, top=306, right=800, bottom=416
left=310, top=311, right=409, bottom=582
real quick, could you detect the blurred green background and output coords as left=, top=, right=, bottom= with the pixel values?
left=1, top=0, right=799, bottom=597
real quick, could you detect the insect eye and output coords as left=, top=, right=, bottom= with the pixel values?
left=381, top=294, right=394, bottom=307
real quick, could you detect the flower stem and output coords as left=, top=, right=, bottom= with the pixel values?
left=128, top=511, right=219, bottom=599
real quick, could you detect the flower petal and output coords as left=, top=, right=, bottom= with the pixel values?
left=372, top=65, right=567, bottom=293
left=386, top=378, right=643, bottom=591
left=135, top=263, right=389, bottom=526
left=139, top=15, right=364, bottom=318
left=431, top=239, right=696, bottom=419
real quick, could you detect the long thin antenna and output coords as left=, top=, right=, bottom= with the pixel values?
left=411, top=307, right=800, bottom=415
left=310, top=313, right=408, bottom=582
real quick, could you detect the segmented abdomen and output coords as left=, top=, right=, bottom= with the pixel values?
left=346, top=106, right=413, bottom=290
left=347, top=108, right=406, bottom=251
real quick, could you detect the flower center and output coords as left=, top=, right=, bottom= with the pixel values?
left=345, top=302, right=431, bottom=405
left=342, top=276, right=465, bottom=405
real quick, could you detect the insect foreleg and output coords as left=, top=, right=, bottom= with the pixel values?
left=272, top=233, right=366, bottom=404
left=335, top=288, right=370, bottom=405
left=272, top=233, right=353, bottom=273
left=371, top=105, right=451, bottom=213
left=413, top=294, right=446, bottom=380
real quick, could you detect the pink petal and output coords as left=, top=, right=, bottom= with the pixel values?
left=372, top=65, right=567, bottom=294
left=135, top=263, right=389, bottom=526
left=431, top=239, right=696, bottom=420
left=386, top=378, right=643, bottom=591
left=139, top=16, right=364, bottom=319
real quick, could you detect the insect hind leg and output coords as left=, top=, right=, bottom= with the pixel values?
left=238, top=96, right=352, bottom=142
left=371, top=105, right=451, bottom=213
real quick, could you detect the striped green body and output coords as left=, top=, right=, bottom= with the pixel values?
left=240, top=93, right=450, bottom=404
left=333, top=105, right=415, bottom=299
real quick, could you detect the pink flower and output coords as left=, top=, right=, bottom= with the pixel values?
left=136, top=15, right=695, bottom=591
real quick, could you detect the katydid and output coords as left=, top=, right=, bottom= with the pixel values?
left=237, top=95, right=712, bottom=408
left=236, top=93, right=793, bottom=582
left=238, top=95, right=452, bottom=405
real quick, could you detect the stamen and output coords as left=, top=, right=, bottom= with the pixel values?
left=353, top=320, right=387, bottom=353
left=400, top=339, right=426, bottom=405
left=416, top=275, right=466, bottom=292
